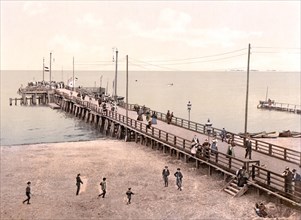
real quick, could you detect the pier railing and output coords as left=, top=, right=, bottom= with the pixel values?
left=251, top=165, right=301, bottom=202
left=121, top=103, right=301, bottom=167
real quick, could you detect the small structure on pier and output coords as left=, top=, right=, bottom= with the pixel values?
left=9, top=81, right=64, bottom=106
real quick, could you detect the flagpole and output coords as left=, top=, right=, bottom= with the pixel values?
left=43, top=57, right=45, bottom=82
left=114, top=48, right=118, bottom=100
left=49, top=52, right=52, bottom=83
left=73, top=56, right=75, bottom=91
left=125, top=55, right=129, bottom=141
left=244, top=43, right=251, bottom=136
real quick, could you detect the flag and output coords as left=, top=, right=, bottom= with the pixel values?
left=44, top=66, right=49, bottom=72
left=67, top=77, right=78, bottom=88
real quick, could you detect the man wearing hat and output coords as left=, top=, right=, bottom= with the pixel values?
left=126, top=188, right=135, bottom=204
left=292, top=169, right=301, bottom=200
left=282, top=167, right=293, bottom=194
left=22, top=181, right=31, bottom=204
left=174, top=168, right=183, bottom=191
left=244, top=136, right=252, bottom=159
left=162, top=166, right=170, bottom=187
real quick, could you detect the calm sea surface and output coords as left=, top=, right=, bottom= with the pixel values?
left=1, top=70, right=300, bottom=146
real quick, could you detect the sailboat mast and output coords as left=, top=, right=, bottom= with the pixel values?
left=265, top=87, right=269, bottom=102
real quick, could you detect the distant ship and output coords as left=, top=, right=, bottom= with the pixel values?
left=167, top=83, right=173, bottom=86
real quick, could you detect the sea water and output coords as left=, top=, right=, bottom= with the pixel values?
left=1, top=70, right=300, bottom=146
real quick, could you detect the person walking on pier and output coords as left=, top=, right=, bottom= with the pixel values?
left=162, top=166, right=170, bottom=187
left=226, top=141, right=235, bottom=158
left=292, top=169, right=301, bottom=199
left=76, top=173, right=83, bottom=195
left=126, top=188, right=135, bottom=204
left=166, top=110, right=171, bottom=124
left=210, top=137, right=218, bottom=155
left=174, top=168, right=183, bottom=191
left=202, top=139, right=210, bottom=159
left=236, top=166, right=249, bottom=187
left=282, top=167, right=293, bottom=194
left=22, top=181, right=31, bottom=204
left=191, top=135, right=199, bottom=157
left=220, top=128, right=227, bottom=142
left=245, top=136, right=252, bottom=159
left=98, top=178, right=107, bottom=198
left=151, top=112, right=157, bottom=125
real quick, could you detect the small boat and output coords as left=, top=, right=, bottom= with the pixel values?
left=238, top=131, right=279, bottom=138
left=261, top=131, right=279, bottom=138
left=279, top=130, right=301, bottom=138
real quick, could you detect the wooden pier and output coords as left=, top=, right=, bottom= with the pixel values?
left=8, top=86, right=301, bottom=206
left=49, top=89, right=300, bottom=206
left=257, top=100, right=301, bottom=114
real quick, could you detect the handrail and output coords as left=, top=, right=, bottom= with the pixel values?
left=120, top=103, right=301, bottom=166
left=251, top=165, right=301, bottom=203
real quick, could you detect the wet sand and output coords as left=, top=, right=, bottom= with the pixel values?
left=1, top=140, right=300, bottom=219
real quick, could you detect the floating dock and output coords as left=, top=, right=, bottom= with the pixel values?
left=257, top=100, right=301, bottom=114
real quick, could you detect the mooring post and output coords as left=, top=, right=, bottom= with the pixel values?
left=9, top=98, right=12, bottom=106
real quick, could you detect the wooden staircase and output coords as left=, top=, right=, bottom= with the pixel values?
left=222, top=178, right=249, bottom=197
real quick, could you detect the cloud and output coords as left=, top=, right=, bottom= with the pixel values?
left=119, top=8, right=262, bottom=49
left=159, top=8, right=192, bottom=33
left=23, top=2, right=46, bottom=16
left=50, top=34, right=83, bottom=54
left=76, top=13, right=103, bottom=28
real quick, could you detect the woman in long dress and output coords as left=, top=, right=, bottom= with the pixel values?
left=151, top=112, right=157, bottom=124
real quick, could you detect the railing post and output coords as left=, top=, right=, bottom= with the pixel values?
left=183, top=139, right=186, bottom=149
left=255, top=140, right=258, bottom=150
left=159, top=130, right=161, bottom=139
left=174, top=136, right=176, bottom=146
left=252, top=166, right=255, bottom=180
left=166, top=133, right=168, bottom=142
left=181, top=119, right=183, bottom=127
left=269, top=144, right=272, bottom=156
left=284, top=148, right=287, bottom=160
left=152, top=127, right=154, bottom=136
left=267, top=172, right=271, bottom=186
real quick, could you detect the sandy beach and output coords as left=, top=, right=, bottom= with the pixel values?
left=1, top=139, right=300, bottom=219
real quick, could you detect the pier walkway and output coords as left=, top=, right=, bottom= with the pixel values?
left=54, top=89, right=301, bottom=205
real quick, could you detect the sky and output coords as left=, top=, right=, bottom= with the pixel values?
left=0, top=1, right=300, bottom=71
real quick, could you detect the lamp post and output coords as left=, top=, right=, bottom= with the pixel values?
left=187, top=101, right=191, bottom=128
left=205, top=119, right=212, bottom=141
